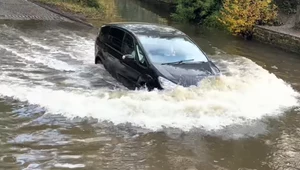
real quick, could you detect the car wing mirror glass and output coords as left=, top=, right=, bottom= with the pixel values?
left=122, top=54, right=134, bottom=60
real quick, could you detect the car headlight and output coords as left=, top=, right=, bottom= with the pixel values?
left=158, top=76, right=178, bottom=89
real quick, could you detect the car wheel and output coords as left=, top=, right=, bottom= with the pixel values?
left=137, top=81, right=148, bottom=90
left=139, top=81, right=146, bottom=87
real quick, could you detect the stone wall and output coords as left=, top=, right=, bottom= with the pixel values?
left=296, top=5, right=300, bottom=29
left=253, top=26, right=300, bottom=54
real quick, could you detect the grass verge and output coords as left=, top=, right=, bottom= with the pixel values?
left=35, top=0, right=105, bottom=20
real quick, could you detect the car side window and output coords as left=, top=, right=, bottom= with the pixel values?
left=122, top=34, right=135, bottom=57
left=99, top=26, right=110, bottom=43
left=136, top=45, right=147, bottom=67
left=108, top=27, right=125, bottom=52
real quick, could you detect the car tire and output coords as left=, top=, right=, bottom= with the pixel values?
left=139, top=81, right=146, bottom=87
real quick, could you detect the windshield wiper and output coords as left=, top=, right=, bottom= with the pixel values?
left=161, top=59, right=195, bottom=65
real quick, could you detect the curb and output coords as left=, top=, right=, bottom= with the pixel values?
left=27, top=0, right=94, bottom=28
left=253, top=26, right=300, bottom=54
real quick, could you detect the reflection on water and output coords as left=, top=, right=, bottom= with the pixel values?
left=115, top=0, right=169, bottom=24
left=0, top=0, right=300, bottom=169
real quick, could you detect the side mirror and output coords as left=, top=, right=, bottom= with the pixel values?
left=122, top=54, right=134, bottom=60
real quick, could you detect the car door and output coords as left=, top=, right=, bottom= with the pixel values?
left=120, top=33, right=152, bottom=88
left=105, top=27, right=125, bottom=78
left=118, top=33, right=141, bottom=87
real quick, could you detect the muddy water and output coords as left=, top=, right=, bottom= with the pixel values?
left=0, top=0, right=300, bottom=169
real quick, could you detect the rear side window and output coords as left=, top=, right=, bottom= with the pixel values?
left=108, top=28, right=125, bottom=52
left=99, top=26, right=110, bottom=42
left=100, top=26, right=110, bottom=35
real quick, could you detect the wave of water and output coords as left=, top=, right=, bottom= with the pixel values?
left=0, top=25, right=299, bottom=132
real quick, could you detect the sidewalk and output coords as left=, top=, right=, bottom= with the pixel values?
left=0, top=0, right=70, bottom=21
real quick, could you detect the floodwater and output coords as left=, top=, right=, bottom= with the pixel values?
left=0, top=0, right=300, bottom=169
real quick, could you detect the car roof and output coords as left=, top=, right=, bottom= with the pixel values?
left=105, top=22, right=185, bottom=37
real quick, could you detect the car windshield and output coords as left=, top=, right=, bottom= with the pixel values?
left=137, top=35, right=208, bottom=64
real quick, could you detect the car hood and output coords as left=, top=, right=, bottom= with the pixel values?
left=153, top=62, right=218, bottom=87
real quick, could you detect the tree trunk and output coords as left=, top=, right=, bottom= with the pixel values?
left=295, top=5, right=300, bottom=29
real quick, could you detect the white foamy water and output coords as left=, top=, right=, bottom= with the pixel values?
left=54, top=163, right=85, bottom=168
left=0, top=57, right=299, bottom=131
left=0, top=27, right=299, bottom=131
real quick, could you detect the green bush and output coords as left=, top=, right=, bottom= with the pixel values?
left=171, top=0, right=222, bottom=24
left=202, top=11, right=223, bottom=29
left=274, top=0, right=298, bottom=14
left=218, top=0, right=278, bottom=39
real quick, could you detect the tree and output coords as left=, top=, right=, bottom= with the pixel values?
left=218, top=0, right=278, bottom=39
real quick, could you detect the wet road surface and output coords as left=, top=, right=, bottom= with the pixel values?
left=1, top=0, right=300, bottom=169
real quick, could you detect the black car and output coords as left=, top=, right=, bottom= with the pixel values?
left=94, top=22, right=220, bottom=90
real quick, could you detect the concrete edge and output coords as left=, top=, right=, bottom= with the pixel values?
left=253, top=25, right=300, bottom=54
left=254, top=25, right=299, bottom=39
left=27, top=0, right=94, bottom=28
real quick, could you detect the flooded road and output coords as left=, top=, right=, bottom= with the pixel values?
left=1, top=0, right=300, bottom=169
